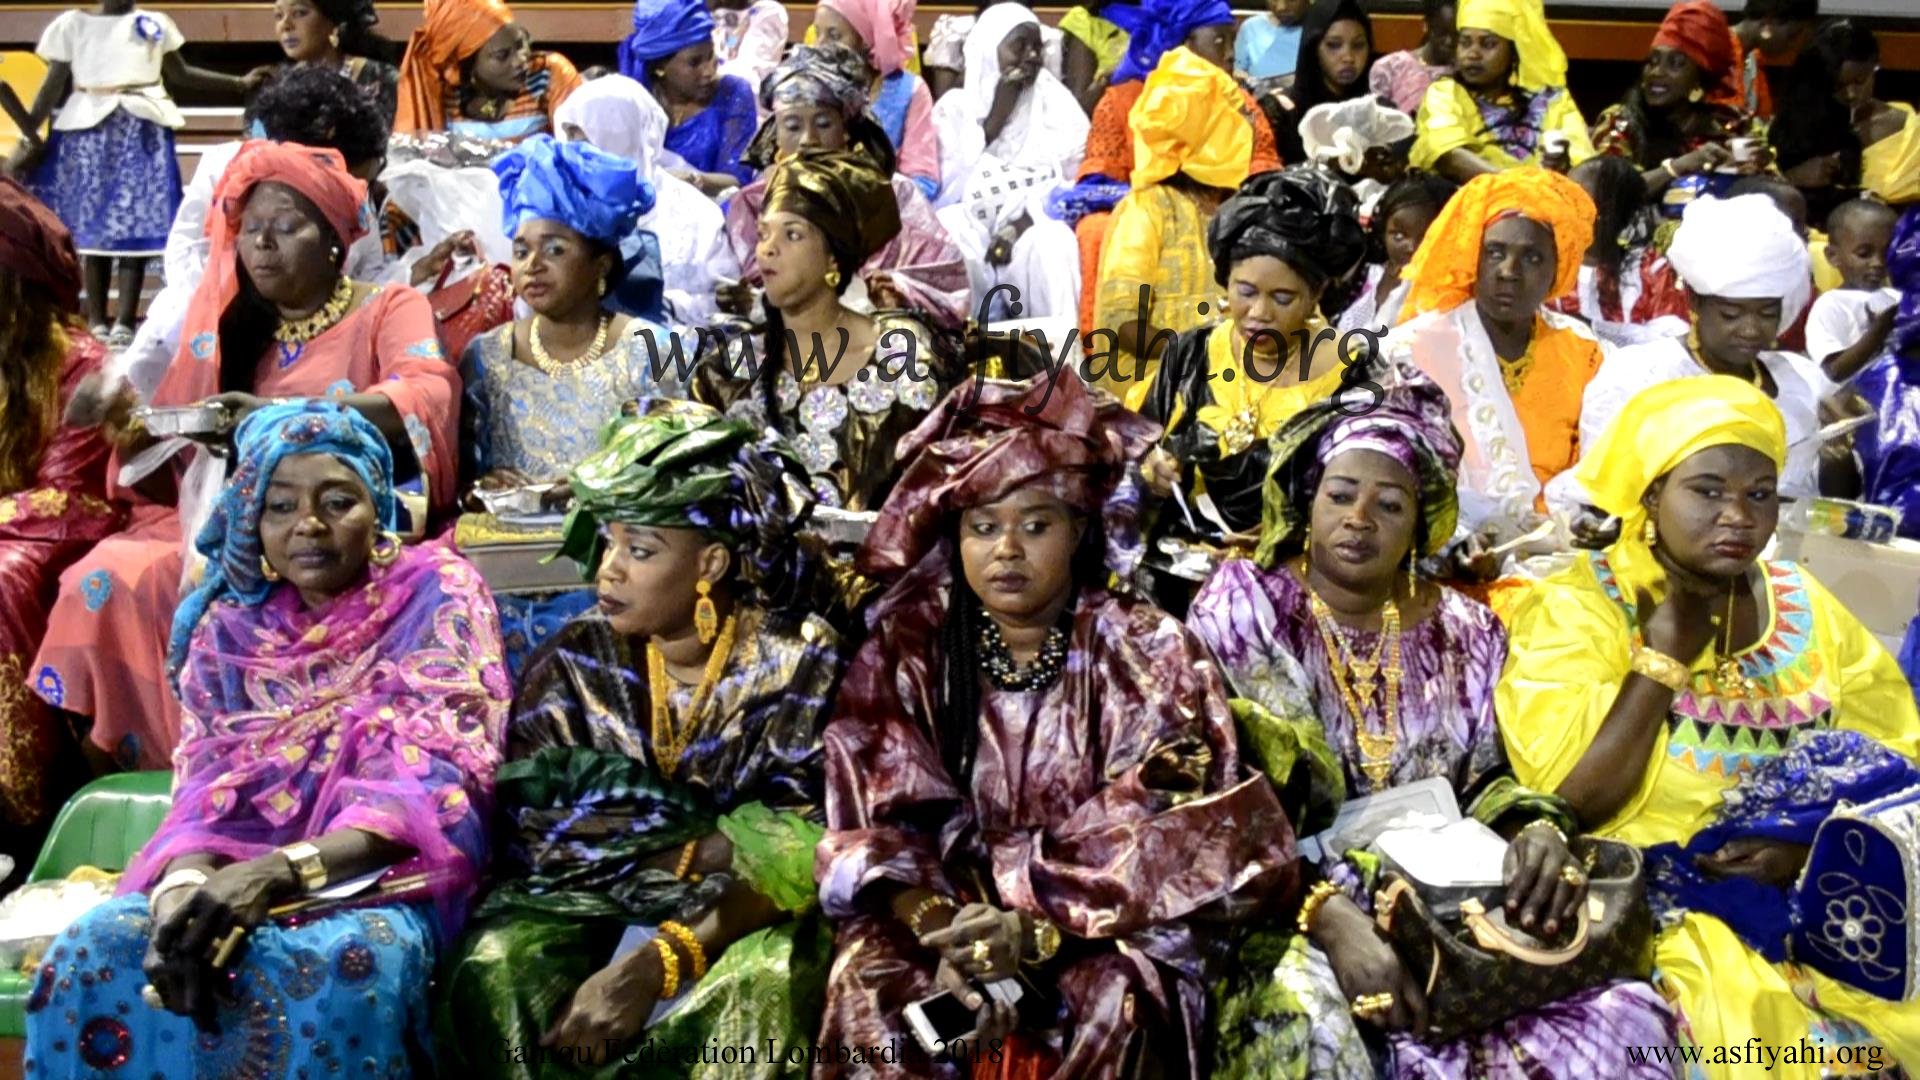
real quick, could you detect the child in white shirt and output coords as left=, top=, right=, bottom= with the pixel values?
left=1807, top=197, right=1900, bottom=387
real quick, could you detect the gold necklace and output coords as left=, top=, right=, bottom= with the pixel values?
left=1687, top=324, right=1766, bottom=388
left=1712, top=580, right=1758, bottom=696
left=645, top=616, right=737, bottom=779
left=1496, top=344, right=1535, bottom=395
left=529, top=314, right=611, bottom=377
left=273, top=276, right=355, bottom=345
left=1308, top=585, right=1405, bottom=789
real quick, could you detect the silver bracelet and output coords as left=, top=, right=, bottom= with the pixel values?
left=147, top=868, right=209, bottom=915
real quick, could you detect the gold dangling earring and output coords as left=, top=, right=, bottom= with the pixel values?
left=329, top=27, right=342, bottom=48
left=597, top=278, right=607, bottom=298
left=368, top=530, right=402, bottom=568
left=1642, top=517, right=1658, bottom=548
left=824, top=267, right=842, bottom=290
left=695, top=580, right=719, bottom=645
left=260, top=555, right=281, bottom=582
left=1688, top=86, right=1704, bottom=102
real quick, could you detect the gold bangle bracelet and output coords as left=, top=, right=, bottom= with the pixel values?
left=660, top=920, right=708, bottom=981
left=1026, top=916, right=1062, bottom=966
left=652, top=935, right=682, bottom=998
left=1296, top=880, right=1341, bottom=935
left=906, top=894, right=958, bottom=937
left=1631, top=646, right=1691, bottom=692
left=674, top=840, right=700, bottom=882
left=1520, top=818, right=1569, bottom=847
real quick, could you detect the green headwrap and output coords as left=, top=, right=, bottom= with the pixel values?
left=553, top=399, right=814, bottom=600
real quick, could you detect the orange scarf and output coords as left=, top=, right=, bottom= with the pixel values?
left=395, top=0, right=517, bottom=132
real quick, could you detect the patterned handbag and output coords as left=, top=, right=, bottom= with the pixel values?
left=1374, top=838, right=1655, bottom=1042
left=429, top=260, right=515, bottom=360
left=1791, top=784, right=1920, bottom=1001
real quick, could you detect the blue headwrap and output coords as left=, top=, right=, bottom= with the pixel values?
left=1892, top=205, right=1920, bottom=359
left=619, top=0, right=716, bottom=85
left=166, top=400, right=399, bottom=678
left=493, top=134, right=667, bottom=322
left=1107, top=0, right=1233, bottom=84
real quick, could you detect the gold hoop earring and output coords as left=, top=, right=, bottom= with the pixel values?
left=694, top=580, right=718, bottom=645
left=369, top=530, right=402, bottom=568
left=1642, top=517, right=1658, bottom=548
left=824, top=268, right=842, bottom=290
left=261, top=555, right=281, bottom=582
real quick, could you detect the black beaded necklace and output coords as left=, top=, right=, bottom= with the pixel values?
left=978, top=606, right=1073, bottom=692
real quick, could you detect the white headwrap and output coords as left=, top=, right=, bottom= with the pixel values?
left=931, top=2, right=1087, bottom=207
left=554, top=74, right=671, bottom=183
left=1665, top=194, right=1813, bottom=335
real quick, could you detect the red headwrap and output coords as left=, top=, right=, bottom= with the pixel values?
left=0, top=177, right=81, bottom=313
left=152, top=142, right=370, bottom=408
left=395, top=0, right=517, bottom=132
left=1653, top=0, right=1742, bottom=108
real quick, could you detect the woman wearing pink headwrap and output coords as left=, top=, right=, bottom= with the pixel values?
left=32, top=142, right=457, bottom=776
left=812, top=0, right=941, bottom=198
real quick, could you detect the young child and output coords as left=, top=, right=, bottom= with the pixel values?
left=21, top=0, right=255, bottom=348
left=1807, top=196, right=1900, bottom=384
left=1236, top=0, right=1310, bottom=80
left=1369, top=0, right=1455, bottom=113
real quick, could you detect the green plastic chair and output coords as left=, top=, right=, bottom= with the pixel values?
left=0, top=771, right=172, bottom=1038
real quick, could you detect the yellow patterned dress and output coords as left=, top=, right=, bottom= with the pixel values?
left=1498, top=542, right=1920, bottom=1079
left=1094, top=182, right=1223, bottom=397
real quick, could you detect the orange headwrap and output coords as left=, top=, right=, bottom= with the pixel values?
left=394, top=0, right=517, bottom=133
left=1398, top=167, right=1595, bottom=322
left=154, top=142, right=370, bottom=408
left=1652, top=0, right=1742, bottom=109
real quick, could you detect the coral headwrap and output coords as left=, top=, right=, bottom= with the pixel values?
left=1455, top=0, right=1568, bottom=92
left=1574, top=374, right=1786, bottom=566
left=1398, top=167, right=1594, bottom=322
left=1652, top=0, right=1742, bottom=108
left=818, top=0, right=917, bottom=76
left=395, top=0, right=516, bottom=133
left=1129, top=47, right=1253, bottom=189
left=0, top=177, right=80, bottom=313
left=153, top=142, right=370, bottom=408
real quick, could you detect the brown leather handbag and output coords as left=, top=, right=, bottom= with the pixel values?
left=1373, top=838, right=1656, bottom=1042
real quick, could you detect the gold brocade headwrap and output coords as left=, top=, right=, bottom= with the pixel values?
left=1397, top=167, right=1594, bottom=323
left=1575, top=375, right=1787, bottom=564
left=1129, top=46, right=1254, bottom=190
left=762, top=149, right=903, bottom=279
left=1456, top=0, right=1569, bottom=92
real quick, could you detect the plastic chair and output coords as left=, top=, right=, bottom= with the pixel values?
left=0, top=771, right=172, bottom=1039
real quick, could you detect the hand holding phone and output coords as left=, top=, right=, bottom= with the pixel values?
left=903, top=962, right=1021, bottom=1059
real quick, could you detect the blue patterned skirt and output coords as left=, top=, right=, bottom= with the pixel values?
left=29, top=110, right=183, bottom=257
left=24, top=894, right=437, bottom=1079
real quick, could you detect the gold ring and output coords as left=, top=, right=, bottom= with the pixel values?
left=971, top=938, right=992, bottom=971
left=1560, top=865, right=1587, bottom=887
left=140, top=984, right=165, bottom=1009
left=209, top=926, right=248, bottom=970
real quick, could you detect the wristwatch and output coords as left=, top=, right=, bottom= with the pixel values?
left=279, top=841, right=327, bottom=893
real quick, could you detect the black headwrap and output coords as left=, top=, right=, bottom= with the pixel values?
left=1206, top=167, right=1369, bottom=316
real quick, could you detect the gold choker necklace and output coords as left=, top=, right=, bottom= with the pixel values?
left=274, top=276, right=355, bottom=345
left=529, top=314, right=611, bottom=377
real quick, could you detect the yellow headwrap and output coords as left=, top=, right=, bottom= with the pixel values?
left=1397, top=167, right=1595, bottom=322
left=1128, top=47, right=1255, bottom=190
left=1456, top=0, right=1569, bottom=92
left=1575, top=375, right=1787, bottom=565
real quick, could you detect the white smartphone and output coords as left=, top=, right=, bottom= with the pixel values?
left=903, top=979, right=1023, bottom=1058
